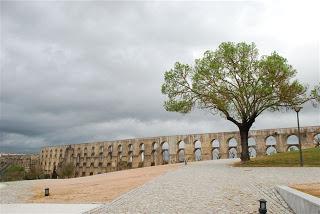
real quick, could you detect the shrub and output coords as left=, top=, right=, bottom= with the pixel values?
left=2, top=164, right=25, bottom=181
left=57, top=162, right=75, bottom=178
left=24, top=165, right=44, bottom=180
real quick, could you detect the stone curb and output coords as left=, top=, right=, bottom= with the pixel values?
left=276, top=185, right=320, bottom=214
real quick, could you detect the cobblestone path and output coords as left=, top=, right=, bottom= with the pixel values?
left=88, top=159, right=320, bottom=214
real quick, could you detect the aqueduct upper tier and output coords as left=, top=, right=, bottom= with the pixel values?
left=40, top=126, right=320, bottom=177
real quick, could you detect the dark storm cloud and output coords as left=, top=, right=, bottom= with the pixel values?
left=1, top=1, right=319, bottom=153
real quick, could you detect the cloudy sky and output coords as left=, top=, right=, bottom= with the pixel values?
left=1, top=0, right=319, bottom=153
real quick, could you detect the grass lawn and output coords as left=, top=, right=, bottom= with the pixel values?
left=234, top=148, right=320, bottom=167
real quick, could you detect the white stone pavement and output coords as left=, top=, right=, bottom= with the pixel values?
left=0, top=181, right=102, bottom=214
left=0, top=204, right=102, bottom=214
left=87, top=159, right=320, bottom=214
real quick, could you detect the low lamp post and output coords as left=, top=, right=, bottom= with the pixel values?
left=294, top=106, right=304, bottom=167
left=259, top=199, right=267, bottom=214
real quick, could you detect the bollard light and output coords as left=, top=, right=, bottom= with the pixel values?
left=259, top=199, right=267, bottom=214
left=45, top=188, right=49, bottom=196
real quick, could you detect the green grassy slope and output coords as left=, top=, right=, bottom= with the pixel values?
left=235, top=148, right=320, bottom=167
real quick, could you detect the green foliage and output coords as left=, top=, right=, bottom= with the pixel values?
left=235, top=148, right=320, bottom=167
left=57, top=162, right=75, bottom=178
left=2, top=164, right=25, bottom=181
left=161, top=42, right=309, bottom=126
left=24, top=165, right=44, bottom=180
left=311, top=83, right=320, bottom=104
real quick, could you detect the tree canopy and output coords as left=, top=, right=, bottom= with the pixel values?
left=311, top=83, right=320, bottom=105
left=161, top=42, right=308, bottom=161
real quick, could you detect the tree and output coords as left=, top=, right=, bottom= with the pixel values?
left=57, top=162, right=75, bottom=178
left=161, top=42, right=308, bottom=161
left=311, top=83, right=320, bottom=105
left=25, top=164, right=44, bottom=180
left=2, top=164, right=25, bottom=181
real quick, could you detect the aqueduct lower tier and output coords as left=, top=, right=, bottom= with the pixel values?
left=40, top=126, right=320, bottom=177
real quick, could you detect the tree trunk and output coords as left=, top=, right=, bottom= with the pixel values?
left=239, top=126, right=250, bottom=162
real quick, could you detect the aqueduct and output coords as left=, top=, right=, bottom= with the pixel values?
left=40, top=126, right=320, bottom=177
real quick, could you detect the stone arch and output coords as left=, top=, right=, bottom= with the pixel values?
left=128, top=144, right=133, bottom=163
left=108, top=145, right=113, bottom=160
left=314, top=133, right=320, bottom=147
left=248, top=137, right=256, bottom=158
left=84, top=147, right=88, bottom=156
left=265, top=136, right=277, bottom=145
left=177, top=141, right=185, bottom=162
left=140, top=143, right=145, bottom=162
left=287, top=135, right=299, bottom=144
left=228, top=138, right=237, bottom=159
left=99, top=145, right=104, bottom=153
left=118, top=144, right=123, bottom=161
left=286, top=135, right=299, bottom=151
left=161, top=141, right=170, bottom=164
left=265, top=135, right=277, bottom=155
left=248, top=147, right=256, bottom=157
left=266, top=146, right=277, bottom=155
left=194, top=140, right=202, bottom=161
left=151, top=142, right=158, bottom=165
left=211, top=139, right=220, bottom=160
left=288, top=145, right=299, bottom=151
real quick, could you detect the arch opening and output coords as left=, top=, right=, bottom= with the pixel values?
left=161, top=142, right=170, bottom=164
left=211, top=139, right=220, bottom=160
left=265, top=136, right=277, bottom=146
left=118, top=145, right=123, bottom=161
left=248, top=137, right=256, bottom=158
left=287, top=135, right=299, bottom=145
left=228, top=138, right=237, bottom=159
left=177, top=141, right=185, bottom=162
left=140, top=143, right=145, bottom=162
left=266, top=146, right=277, bottom=155
left=194, top=140, right=202, bottom=161
left=249, top=147, right=257, bottom=158
left=288, top=145, right=299, bottom=151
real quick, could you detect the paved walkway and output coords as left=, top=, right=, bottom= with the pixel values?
left=87, top=159, right=320, bottom=214
left=0, top=204, right=102, bottom=214
left=0, top=180, right=36, bottom=203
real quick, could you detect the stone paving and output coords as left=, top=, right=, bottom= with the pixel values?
left=0, top=180, right=36, bottom=203
left=87, top=159, right=320, bottom=214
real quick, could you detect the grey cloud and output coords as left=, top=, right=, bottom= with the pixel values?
left=1, top=1, right=319, bottom=153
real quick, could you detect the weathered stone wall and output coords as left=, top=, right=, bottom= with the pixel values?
left=39, top=126, right=320, bottom=177
left=0, top=154, right=39, bottom=173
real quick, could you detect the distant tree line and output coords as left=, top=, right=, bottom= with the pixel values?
left=0, top=162, right=78, bottom=181
left=0, top=164, right=44, bottom=181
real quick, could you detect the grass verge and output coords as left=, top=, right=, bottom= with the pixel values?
left=234, top=148, right=320, bottom=167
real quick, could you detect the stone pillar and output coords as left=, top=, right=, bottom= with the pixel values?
left=201, top=135, right=211, bottom=161
left=219, top=133, right=229, bottom=159
left=277, top=134, right=288, bottom=153
left=255, top=135, right=267, bottom=157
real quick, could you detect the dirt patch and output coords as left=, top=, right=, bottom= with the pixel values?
left=29, top=164, right=179, bottom=203
left=290, top=182, right=320, bottom=198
